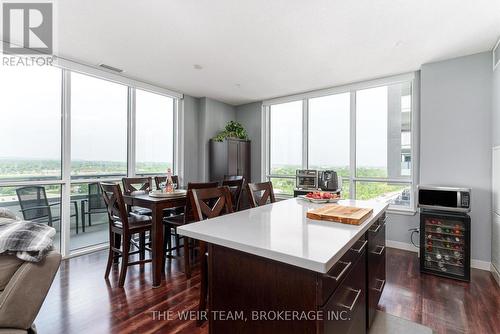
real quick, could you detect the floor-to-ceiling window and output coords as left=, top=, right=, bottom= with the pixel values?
left=70, top=72, right=129, bottom=251
left=0, top=59, right=180, bottom=256
left=264, top=74, right=416, bottom=211
left=135, top=89, right=174, bottom=175
left=0, top=64, right=64, bottom=251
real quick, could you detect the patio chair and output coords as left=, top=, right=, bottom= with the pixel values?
left=81, top=182, right=109, bottom=230
left=16, top=186, right=80, bottom=232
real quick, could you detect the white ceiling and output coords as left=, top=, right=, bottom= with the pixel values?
left=55, top=0, right=500, bottom=105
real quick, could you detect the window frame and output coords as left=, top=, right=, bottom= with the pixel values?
left=262, top=72, right=419, bottom=213
left=0, top=58, right=184, bottom=258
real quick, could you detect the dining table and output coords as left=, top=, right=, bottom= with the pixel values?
left=123, top=192, right=187, bottom=288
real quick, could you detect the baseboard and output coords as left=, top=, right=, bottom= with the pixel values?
left=490, top=263, right=500, bottom=287
left=386, top=240, right=491, bottom=271
left=470, top=259, right=491, bottom=271
left=386, top=240, right=418, bottom=253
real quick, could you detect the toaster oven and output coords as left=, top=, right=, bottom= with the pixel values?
left=296, top=170, right=318, bottom=189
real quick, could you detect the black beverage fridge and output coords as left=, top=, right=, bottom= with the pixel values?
left=417, top=186, right=471, bottom=282
left=419, top=211, right=471, bottom=281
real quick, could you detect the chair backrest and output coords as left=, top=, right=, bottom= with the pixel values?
left=88, top=182, right=107, bottom=210
left=100, top=182, right=130, bottom=230
left=190, top=186, right=234, bottom=222
left=122, top=177, right=152, bottom=195
left=222, top=178, right=244, bottom=211
left=224, top=175, right=244, bottom=181
left=183, top=182, right=219, bottom=222
left=247, top=181, right=276, bottom=208
left=154, top=175, right=179, bottom=189
left=16, top=186, right=51, bottom=221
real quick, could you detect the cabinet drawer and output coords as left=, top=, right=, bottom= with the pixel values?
left=320, top=249, right=367, bottom=334
left=318, top=235, right=368, bottom=306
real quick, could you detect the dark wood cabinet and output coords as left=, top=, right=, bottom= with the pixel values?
left=209, top=139, right=251, bottom=182
left=367, top=213, right=386, bottom=328
left=321, top=248, right=366, bottom=334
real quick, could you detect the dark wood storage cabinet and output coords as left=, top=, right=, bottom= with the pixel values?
left=367, top=213, right=386, bottom=328
left=209, top=139, right=251, bottom=182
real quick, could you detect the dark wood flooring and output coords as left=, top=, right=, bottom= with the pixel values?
left=35, top=247, right=499, bottom=334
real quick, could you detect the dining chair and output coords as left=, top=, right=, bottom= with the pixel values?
left=154, top=175, right=179, bottom=190
left=16, top=186, right=80, bottom=232
left=122, top=177, right=153, bottom=215
left=223, top=175, right=244, bottom=181
left=222, top=178, right=244, bottom=211
left=81, top=182, right=107, bottom=230
left=162, top=182, right=218, bottom=274
left=246, top=181, right=276, bottom=208
left=100, top=182, right=152, bottom=287
left=189, top=186, right=234, bottom=318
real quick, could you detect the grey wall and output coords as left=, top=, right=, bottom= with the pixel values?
left=236, top=102, right=263, bottom=182
left=419, top=52, right=492, bottom=262
left=182, top=95, right=201, bottom=184
left=492, top=56, right=500, bottom=271
left=198, top=97, right=236, bottom=181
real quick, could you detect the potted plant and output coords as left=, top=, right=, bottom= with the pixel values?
left=213, top=121, right=249, bottom=142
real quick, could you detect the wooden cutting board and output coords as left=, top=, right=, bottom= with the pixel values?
left=306, top=204, right=373, bottom=225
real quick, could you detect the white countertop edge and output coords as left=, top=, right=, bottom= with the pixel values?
left=178, top=202, right=389, bottom=274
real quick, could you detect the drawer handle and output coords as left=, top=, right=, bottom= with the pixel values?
left=372, top=279, right=385, bottom=292
left=350, top=240, right=368, bottom=253
left=339, top=288, right=362, bottom=311
left=371, top=245, right=385, bottom=255
left=326, top=261, right=351, bottom=281
left=369, top=224, right=381, bottom=233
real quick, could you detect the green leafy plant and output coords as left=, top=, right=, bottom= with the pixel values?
left=213, top=121, right=248, bottom=142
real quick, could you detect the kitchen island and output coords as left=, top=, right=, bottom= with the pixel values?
left=178, top=198, right=388, bottom=334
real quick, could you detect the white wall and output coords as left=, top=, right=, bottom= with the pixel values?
left=236, top=102, right=263, bottom=182
left=419, top=52, right=492, bottom=262
left=198, top=97, right=236, bottom=181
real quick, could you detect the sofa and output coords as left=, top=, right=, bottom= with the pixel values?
left=0, top=209, right=61, bottom=333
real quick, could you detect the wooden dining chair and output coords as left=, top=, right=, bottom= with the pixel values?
left=162, top=181, right=218, bottom=274
left=246, top=181, right=276, bottom=207
left=100, top=182, right=152, bottom=287
left=222, top=178, right=244, bottom=211
left=190, top=186, right=234, bottom=319
left=122, top=177, right=153, bottom=215
left=154, top=175, right=179, bottom=189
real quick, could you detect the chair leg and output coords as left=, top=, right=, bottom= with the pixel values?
left=198, top=242, right=208, bottom=324
left=184, top=237, right=191, bottom=279
left=113, top=234, right=121, bottom=264
left=105, top=232, right=115, bottom=279
left=139, top=232, right=145, bottom=261
left=88, top=212, right=92, bottom=226
left=162, top=224, right=171, bottom=269
left=119, top=236, right=130, bottom=287
left=175, top=231, right=181, bottom=256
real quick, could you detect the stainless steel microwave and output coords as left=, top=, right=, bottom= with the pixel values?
left=417, top=185, right=471, bottom=213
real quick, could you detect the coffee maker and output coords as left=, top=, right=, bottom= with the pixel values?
left=318, top=171, right=340, bottom=191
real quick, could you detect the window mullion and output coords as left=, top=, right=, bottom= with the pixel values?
left=349, top=91, right=356, bottom=199
left=127, top=87, right=136, bottom=177
left=60, top=69, right=71, bottom=257
left=302, top=99, right=309, bottom=170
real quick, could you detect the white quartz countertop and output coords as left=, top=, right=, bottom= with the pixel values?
left=177, top=198, right=388, bottom=273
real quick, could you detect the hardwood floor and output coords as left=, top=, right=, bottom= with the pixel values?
left=35, top=247, right=499, bottom=334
